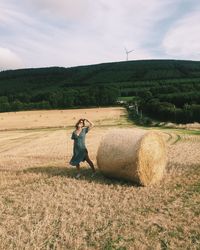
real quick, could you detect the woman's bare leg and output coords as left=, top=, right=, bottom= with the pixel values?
left=85, top=154, right=95, bottom=172
left=76, top=163, right=80, bottom=171
left=75, top=163, right=81, bottom=178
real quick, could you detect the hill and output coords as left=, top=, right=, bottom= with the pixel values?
left=1, top=59, right=200, bottom=91
left=0, top=59, right=200, bottom=123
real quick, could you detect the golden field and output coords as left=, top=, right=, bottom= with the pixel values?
left=0, top=107, right=129, bottom=131
left=0, top=107, right=199, bottom=249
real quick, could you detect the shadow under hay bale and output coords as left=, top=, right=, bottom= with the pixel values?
left=97, top=129, right=167, bottom=186
left=23, top=166, right=136, bottom=186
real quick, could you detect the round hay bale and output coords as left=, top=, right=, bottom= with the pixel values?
left=96, top=129, right=167, bottom=186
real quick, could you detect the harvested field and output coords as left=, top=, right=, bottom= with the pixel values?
left=0, top=107, right=129, bottom=131
left=0, top=107, right=199, bottom=249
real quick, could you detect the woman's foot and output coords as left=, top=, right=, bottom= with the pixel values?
left=91, top=172, right=96, bottom=177
left=75, top=173, right=81, bottom=179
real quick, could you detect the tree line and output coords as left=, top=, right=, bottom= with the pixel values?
left=126, top=88, right=200, bottom=124
left=0, top=85, right=119, bottom=112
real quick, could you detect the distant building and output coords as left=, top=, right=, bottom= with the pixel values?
left=116, top=100, right=127, bottom=104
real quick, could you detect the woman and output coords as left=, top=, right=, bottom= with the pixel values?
left=69, top=118, right=95, bottom=178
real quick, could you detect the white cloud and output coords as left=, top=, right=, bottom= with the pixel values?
left=24, top=0, right=94, bottom=21
left=0, top=47, right=24, bottom=70
left=1, top=0, right=199, bottom=69
left=162, top=10, right=200, bottom=60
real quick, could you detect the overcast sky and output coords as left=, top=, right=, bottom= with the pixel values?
left=0, top=0, right=200, bottom=70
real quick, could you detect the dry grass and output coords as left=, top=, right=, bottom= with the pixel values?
left=159, top=122, right=200, bottom=130
left=0, top=108, right=200, bottom=249
left=0, top=107, right=130, bottom=131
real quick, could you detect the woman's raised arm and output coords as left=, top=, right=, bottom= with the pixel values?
left=84, top=119, right=94, bottom=129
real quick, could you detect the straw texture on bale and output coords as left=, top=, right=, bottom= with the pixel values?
left=96, top=129, right=167, bottom=186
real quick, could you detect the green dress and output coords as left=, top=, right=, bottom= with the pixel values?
left=69, top=127, right=89, bottom=166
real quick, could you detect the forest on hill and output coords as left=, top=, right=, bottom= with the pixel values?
left=0, top=59, right=200, bottom=123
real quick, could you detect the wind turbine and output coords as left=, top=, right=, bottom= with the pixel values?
left=124, top=47, right=134, bottom=61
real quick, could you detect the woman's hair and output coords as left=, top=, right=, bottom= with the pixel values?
left=75, top=118, right=85, bottom=129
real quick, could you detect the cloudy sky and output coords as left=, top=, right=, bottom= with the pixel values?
left=0, top=0, right=200, bottom=70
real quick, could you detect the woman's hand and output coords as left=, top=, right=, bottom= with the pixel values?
left=84, top=119, right=94, bottom=128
